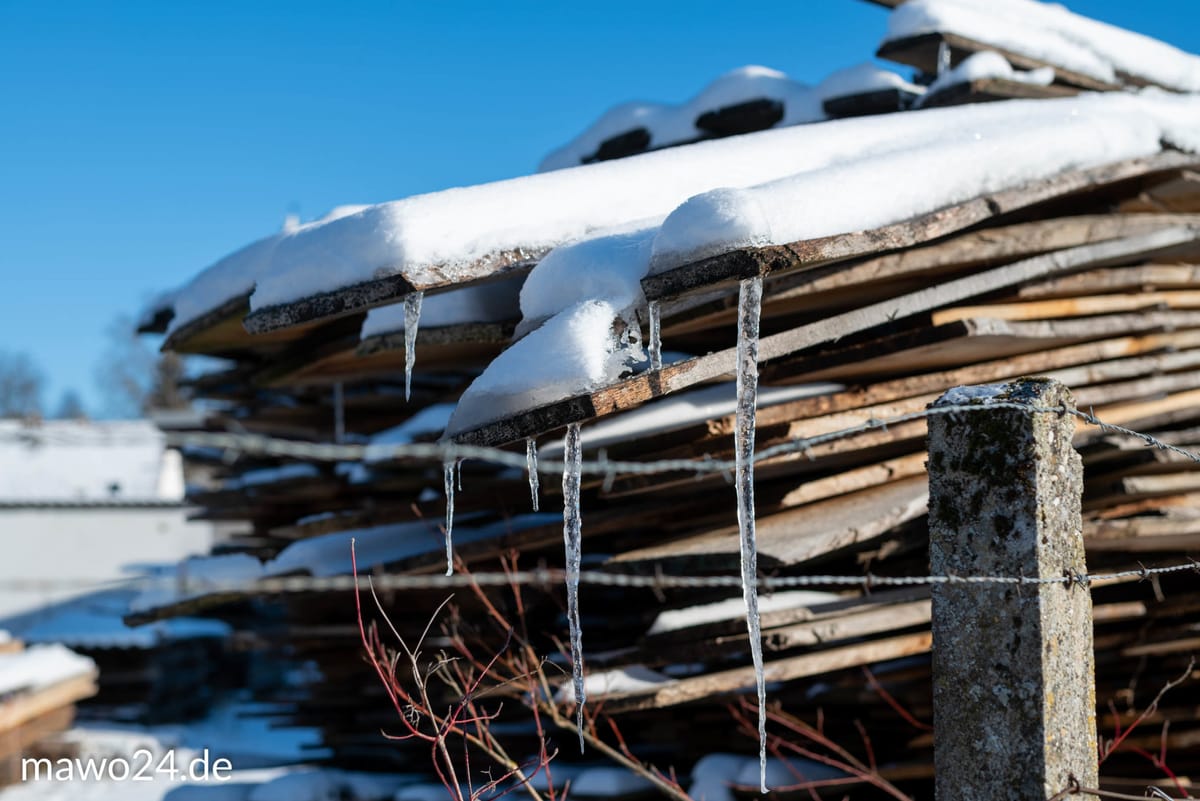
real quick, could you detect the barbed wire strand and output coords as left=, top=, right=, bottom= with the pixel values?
left=135, top=402, right=1199, bottom=478
left=1, top=559, right=1196, bottom=597
left=3, top=400, right=1199, bottom=599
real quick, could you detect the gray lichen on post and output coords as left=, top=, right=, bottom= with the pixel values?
left=927, top=378, right=1098, bottom=801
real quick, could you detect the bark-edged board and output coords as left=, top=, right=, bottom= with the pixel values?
left=451, top=227, right=1199, bottom=447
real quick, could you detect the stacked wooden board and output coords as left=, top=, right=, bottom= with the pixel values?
left=130, top=6, right=1200, bottom=798
left=0, top=637, right=97, bottom=785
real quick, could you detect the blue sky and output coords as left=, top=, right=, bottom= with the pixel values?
left=1, top=1, right=1198, bottom=416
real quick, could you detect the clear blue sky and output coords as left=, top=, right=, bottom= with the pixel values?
left=1, top=1, right=1198, bottom=416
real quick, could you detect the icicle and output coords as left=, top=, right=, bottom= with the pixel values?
left=561, top=422, right=585, bottom=751
left=735, top=276, right=768, bottom=794
left=332, top=382, right=345, bottom=444
left=403, top=291, right=423, bottom=402
left=456, top=458, right=464, bottom=492
left=442, top=461, right=455, bottom=576
left=937, top=40, right=952, bottom=77
left=648, top=300, right=662, bottom=372
left=526, top=438, right=540, bottom=512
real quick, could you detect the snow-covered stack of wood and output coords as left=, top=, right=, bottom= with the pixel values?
left=134, top=0, right=1200, bottom=796
left=0, top=635, right=97, bottom=785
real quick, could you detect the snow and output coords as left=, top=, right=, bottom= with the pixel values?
left=0, top=629, right=11, bottom=644
left=21, top=605, right=230, bottom=650
left=223, top=464, right=319, bottom=490
left=362, top=404, right=456, bottom=462
left=646, top=590, right=842, bottom=635
left=445, top=300, right=639, bottom=434
left=553, top=665, right=671, bottom=703
left=687, top=753, right=851, bottom=801
left=165, top=205, right=367, bottom=336
left=249, top=769, right=407, bottom=801
left=815, top=62, right=925, bottom=101
left=0, top=643, right=94, bottom=695
left=359, top=275, right=524, bottom=338
left=569, top=766, right=656, bottom=798
left=516, top=222, right=656, bottom=336
left=248, top=84, right=1059, bottom=314
left=885, top=0, right=1200, bottom=92
left=935, top=382, right=1012, bottom=405
left=0, top=420, right=183, bottom=503
left=540, top=65, right=823, bottom=172
left=650, top=91, right=1200, bottom=274
left=129, top=554, right=265, bottom=613
left=921, top=51, right=1054, bottom=100
left=262, top=514, right=558, bottom=578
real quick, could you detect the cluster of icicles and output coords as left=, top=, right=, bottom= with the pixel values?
left=403, top=278, right=771, bottom=792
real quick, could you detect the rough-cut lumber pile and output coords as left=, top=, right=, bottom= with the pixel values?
left=130, top=5, right=1200, bottom=794
left=0, top=640, right=97, bottom=786
left=131, top=154, right=1200, bottom=798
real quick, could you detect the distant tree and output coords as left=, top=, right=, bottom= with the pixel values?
left=53, top=389, right=88, bottom=420
left=0, top=351, right=45, bottom=418
left=95, top=315, right=191, bottom=418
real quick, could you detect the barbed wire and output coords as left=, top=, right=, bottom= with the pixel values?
left=147, top=400, right=1197, bottom=479
left=1, top=559, right=1196, bottom=597
left=3, top=398, right=1199, bottom=603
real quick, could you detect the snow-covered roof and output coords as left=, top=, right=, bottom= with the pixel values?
left=0, top=420, right=185, bottom=504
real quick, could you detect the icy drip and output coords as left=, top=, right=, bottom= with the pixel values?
left=937, top=41, right=952, bottom=78
left=403, top=291, right=423, bottom=402
left=526, top=438, right=540, bottom=512
left=442, top=461, right=455, bottom=576
left=561, top=422, right=586, bottom=750
left=648, top=301, right=663, bottom=371
left=735, top=276, right=768, bottom=794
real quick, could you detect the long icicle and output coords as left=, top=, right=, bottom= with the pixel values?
left=561, top=422, right=586, bottom=751
left=648, top=300, right=662, bottom=371
left=442, top=461, right=455, bottom=576
left=735, top=276, right=768, bottom=793
left=403, top=291, right=423, bottom=402
left=526, top=438, right=540, bottom=512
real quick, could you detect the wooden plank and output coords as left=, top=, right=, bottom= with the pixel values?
left=877, top=32, right=1120, bottom=91
left=1016, top=263, right=1200, bottom=300
left=934, top=291, right=1200, bottom=326
left=0, top=704, right=75, bottom=763
left=918, top=77, right=1078, bottom=109
left=1118, top=171, right=1200, bottom=213
left=600, top=631, right=933, bottom=713
left=661, top=215, right=1200, bottom=335
left=239, top=154, right=1197, bottom=339
left=243, top=252, right=541, bottom=335
left=452, top=228, right=1197, bottom=447
left=778, top=312, right=1200, bottom=383
left=643, top=154, right=1199, bottom=304
left=0, top=673, right=97, bottom=732
left=608, top=475, right=928, bottom=571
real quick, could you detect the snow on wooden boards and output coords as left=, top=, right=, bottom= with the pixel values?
left=642, top=153, right=1200, bottom=304
left=452, top=226, right=1200, bottom=448
left=243, top=250, right=542, bottom=336
left=918, top=76, right=1079, bottom=108
left=877, top=31, right=1120, bottom=90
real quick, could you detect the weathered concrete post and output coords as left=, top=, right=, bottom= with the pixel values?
left=927, top=378, right=1098, bottom=801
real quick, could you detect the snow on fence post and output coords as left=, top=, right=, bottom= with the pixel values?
left=926, top=378, right=1098, bottom=801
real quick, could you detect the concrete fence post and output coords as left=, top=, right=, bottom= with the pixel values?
left=926, top=378, right=1098, bottom=801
